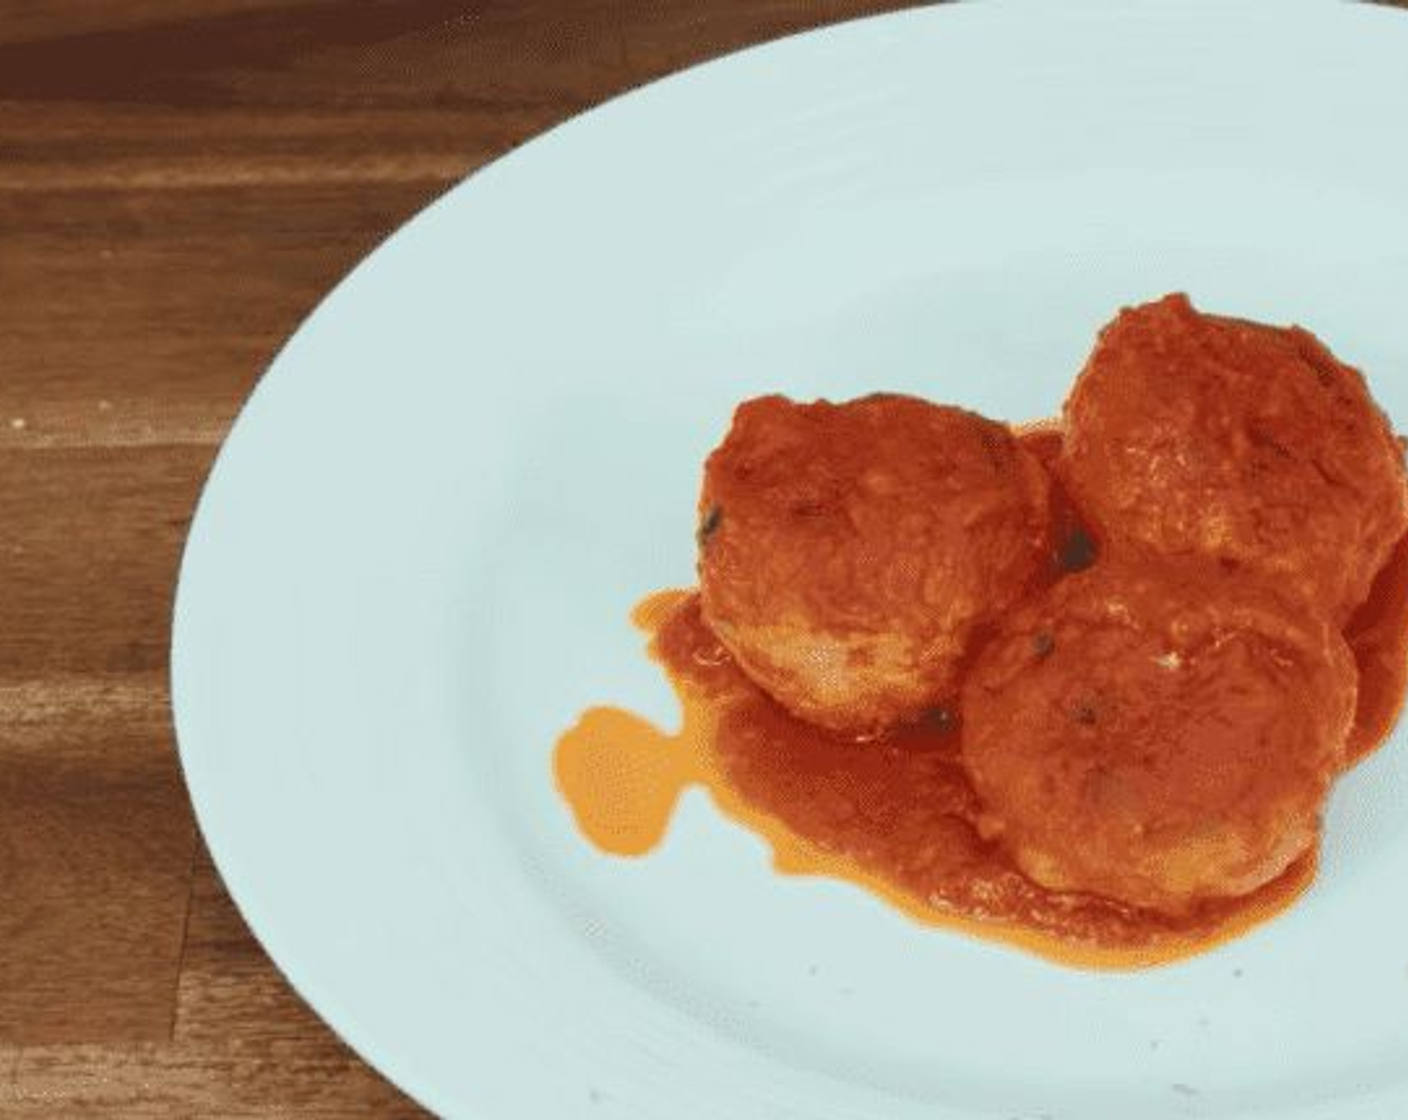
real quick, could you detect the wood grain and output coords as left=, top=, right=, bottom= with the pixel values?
left=0, top=183, right=445, bottom=441
left=11, top=1, right=1403, bottom=1114
left=0, top=672, right=191, bottom=1045
left=0, top=1, right=916, bottom=1114
left=0, top=1, right=329, bottom=47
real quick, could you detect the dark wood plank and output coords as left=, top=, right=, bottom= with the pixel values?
left=0, top=448, right=212, bottom=676
left=0, top=1, right=331, bottom=48
left=0, top=448, right=204, bottom=1042
left=0, top=1, right=477, bottom=102
left=0, top=182, right=451, bottom=442
left=0, top=671, right=194, bottom=1045
left=0, top=0, right=913, bottom=110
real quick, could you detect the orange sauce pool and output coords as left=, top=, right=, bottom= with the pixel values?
left=554, top=430, right=1408, bottom=969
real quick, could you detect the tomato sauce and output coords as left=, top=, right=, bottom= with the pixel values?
left=553, top=428, right=1408, bottom=968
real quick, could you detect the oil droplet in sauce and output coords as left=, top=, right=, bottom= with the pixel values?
left=553, top=435, right=1408, bottom=969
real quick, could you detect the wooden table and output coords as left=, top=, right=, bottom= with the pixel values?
left=7, top=2, right=1407, bottom=1116
left=0, top=2, right=922, bottom=1115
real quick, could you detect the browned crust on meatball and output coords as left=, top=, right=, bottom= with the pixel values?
left=960, top=558, right=1357, bottom=914
left=698, top=393, right=1053, bottom=736
left=1061, top=293, right=1408, bottom=622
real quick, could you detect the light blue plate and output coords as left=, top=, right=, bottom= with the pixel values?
left=172, top=2, right=1408, bottom=1116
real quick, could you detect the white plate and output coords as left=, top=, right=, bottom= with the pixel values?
left=171, top=2, right=1408, bottom=1117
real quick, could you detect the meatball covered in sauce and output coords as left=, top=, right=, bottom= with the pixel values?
left=960, top=559, right=1357, bottom=915
left=698, top=393, right=1053, bottom=737
left=1061, top=293, right=1408, bottom=622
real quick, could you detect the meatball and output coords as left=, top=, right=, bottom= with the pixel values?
left=961, top=559, right=1357, bottom=914
left=1061, top=293, right=1408, bottom=622
left=698, top=393, right=1053, bottom=736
